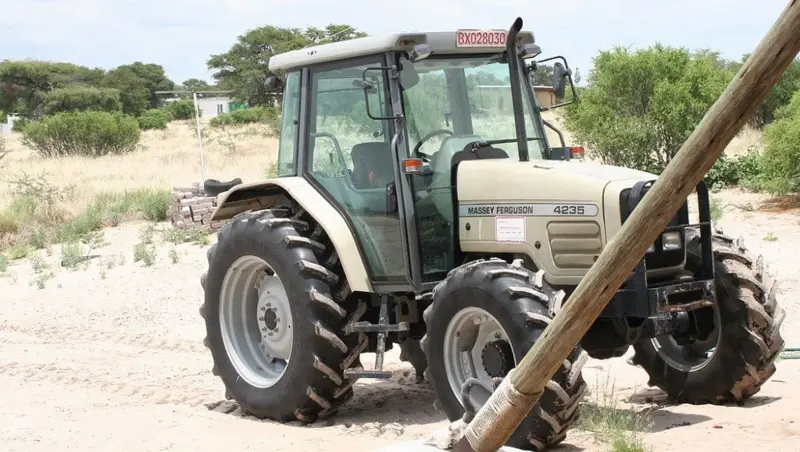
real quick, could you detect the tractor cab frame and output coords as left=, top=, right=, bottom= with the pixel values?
left=264, top=20, right=579, bottom=294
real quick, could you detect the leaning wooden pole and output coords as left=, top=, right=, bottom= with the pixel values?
left=454, top=1, right=800, bottom=451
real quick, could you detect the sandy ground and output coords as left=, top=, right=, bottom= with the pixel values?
left=1, top=188, right=799, bottom=452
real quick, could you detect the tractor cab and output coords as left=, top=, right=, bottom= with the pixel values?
left=265, top=20, right=578, bottom=292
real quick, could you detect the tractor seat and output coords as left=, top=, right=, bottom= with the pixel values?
left=351, top=142, right=394, bottom=189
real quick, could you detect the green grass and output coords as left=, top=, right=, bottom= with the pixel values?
left=578, top=374, right=652, bottom=452
left=710, top=196, right=724, bottom=222
left=0, top=187, right=171, bottom=259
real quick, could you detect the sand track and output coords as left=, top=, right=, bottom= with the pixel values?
left=1, top=188, right=799, bottom=451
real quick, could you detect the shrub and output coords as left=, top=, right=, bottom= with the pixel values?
left=209, top=106, right=278, bottom=127
left=705, top=148, right=764, bottom=191
left=43, top=86, right=122, bottom=115
left=21, top=111, right=141, bottom=157
left=563, top=45, right=736, bottom=174
left=165, top=99, right=197, bottom=120
left=760, top=93, right=800, bottom=194
left=138, top=108, right=173, bottom=130
left=11, top=118, right=28, bottom=132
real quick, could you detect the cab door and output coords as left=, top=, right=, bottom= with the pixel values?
left=302, top=53, right=420, bottom=292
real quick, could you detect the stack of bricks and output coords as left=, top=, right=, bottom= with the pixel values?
left=170, top=182, right=229, bottom=231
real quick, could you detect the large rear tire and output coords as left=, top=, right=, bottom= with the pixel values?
left=421, top=258, right=589, bottom=451
left=199, top=208, right=362, bottom=422
left=632, top=229, right=785, bottom=404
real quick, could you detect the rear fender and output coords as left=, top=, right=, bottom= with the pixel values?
left=210, top=177, right=371, bottom=293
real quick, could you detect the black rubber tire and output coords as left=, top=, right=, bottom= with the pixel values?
left=399, top=338, right=428, bottom=381
left=420, top=258, right=589, bottom=451
left=199, top=207, right=363, bottom=422
left=203, top=177, right=242, bottom=196
left=632, top=229, right=786, bottom=404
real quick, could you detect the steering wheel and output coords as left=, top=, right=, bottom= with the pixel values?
left=412, top=128, right=454, bottom=161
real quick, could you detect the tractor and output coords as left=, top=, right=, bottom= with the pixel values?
left=198, top=17, right=785, bottom=451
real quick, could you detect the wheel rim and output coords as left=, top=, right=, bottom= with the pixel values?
left=650, top=304, right=722, bottom=372
left=443, top=307, right=516, bottom=404
left=219, top=255, right=293, bottom=388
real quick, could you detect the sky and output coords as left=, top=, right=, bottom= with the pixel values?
left=0, top=0, right=792, bottom=84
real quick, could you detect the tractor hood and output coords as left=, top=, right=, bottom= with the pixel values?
left=526, top=159, right=657, bottom=182
left=456, top=158, right=656, bottom=204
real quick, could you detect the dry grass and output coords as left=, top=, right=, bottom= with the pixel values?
left=0, top=120, right=277, bottom=256
left=0, top=120, right=278, bottom=215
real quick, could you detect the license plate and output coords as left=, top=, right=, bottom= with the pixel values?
left=456, top=29, right=507, bottom=48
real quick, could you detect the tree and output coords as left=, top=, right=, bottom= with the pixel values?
left=750, top=56, right=800, bottom=126
left=208, top=24, right=366, bottom=106
left=101, top=62, right=175, bottom=116
left=181, top=78, right=212, bottom=92
left=0, top=60, right=105, bottom=117
left=43, top=86, right=122, bottom=115
left=530, top=63, right=554, bottom=86
left=760, top=91, right=800, bottom=193
left=562, top=44, right=737, bottom=173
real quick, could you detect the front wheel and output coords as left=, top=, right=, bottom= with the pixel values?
left=632, top=230, right=785, bottom=404
left=421, top=258, right=589, bottom=451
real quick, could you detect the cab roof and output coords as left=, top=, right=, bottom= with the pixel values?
left=268, top=30, right=537, bottom=72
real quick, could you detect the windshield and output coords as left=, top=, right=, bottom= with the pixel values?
left=399, top=54, right=547, bottom=160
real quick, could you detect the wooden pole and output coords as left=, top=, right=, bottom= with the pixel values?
left=454, top=1, right=800, bottom=450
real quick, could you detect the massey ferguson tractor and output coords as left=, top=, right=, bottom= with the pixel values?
left=198, top=17, right=785, bottom=450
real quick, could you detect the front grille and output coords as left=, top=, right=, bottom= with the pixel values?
left=619, top=183, right=689, bottom=270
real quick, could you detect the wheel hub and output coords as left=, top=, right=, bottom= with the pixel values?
left=218, top=255, right=293, bottom=389
left=481, top=340, right=513, bottom=378
left=263, top=307, right=279, bottom=331
left=442, top=307, right=516, bottom=405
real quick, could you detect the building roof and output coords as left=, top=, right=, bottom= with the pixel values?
left=269, top=30, right=536, bottom=72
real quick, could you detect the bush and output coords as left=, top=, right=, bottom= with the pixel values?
left=138, top=108, right=173, bottom=130
left=11, top=118, right=28, bottom=132
left=705, top=148, right=763, bottom=191
left=209, top=106, right=278, bottom=127
left=759, top=92, right=800, bottom=194
left=563, top=45, right=736, bottom=174
left=21, top=111, right=141, bottom=157
left=165, top=99, right=197, bottom=120
left=43, top=86, right=122, bottom=115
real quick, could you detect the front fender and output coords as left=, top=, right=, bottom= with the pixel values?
left=211, top=177, right=372, bottom=293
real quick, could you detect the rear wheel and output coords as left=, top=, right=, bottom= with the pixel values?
left=421, top=258, right=588, bottom=451
left=632, top=229, right=785, bottom=404
left=200, top=207, right=362, bottom=422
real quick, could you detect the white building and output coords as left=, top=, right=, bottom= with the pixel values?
left=194, top=95, right=233, bottom=119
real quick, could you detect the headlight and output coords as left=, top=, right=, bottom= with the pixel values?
left=662, top=232, right=682, bottom=251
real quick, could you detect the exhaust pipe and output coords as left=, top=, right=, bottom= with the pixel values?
left=506, top=17, right=529, bottom=162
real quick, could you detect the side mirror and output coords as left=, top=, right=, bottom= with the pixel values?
left=264, top=75, right=284, bottom=93
left=552, top=62, right=571, bottom=99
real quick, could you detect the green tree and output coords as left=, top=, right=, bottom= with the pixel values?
left=0, top=60, right=104, bottom=117
left=750, top=56, right=800, bottom=126
left=760, top=91, right=800, bottom=194
left=563, top=44, right=737, bottom=173
left=101, top=62, right=175, bottom=116
left=43, top=86, right=122, bottom=115
left=208, top=24, right=366, bottom=106
left=181, top=78, right=212, bottom=92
